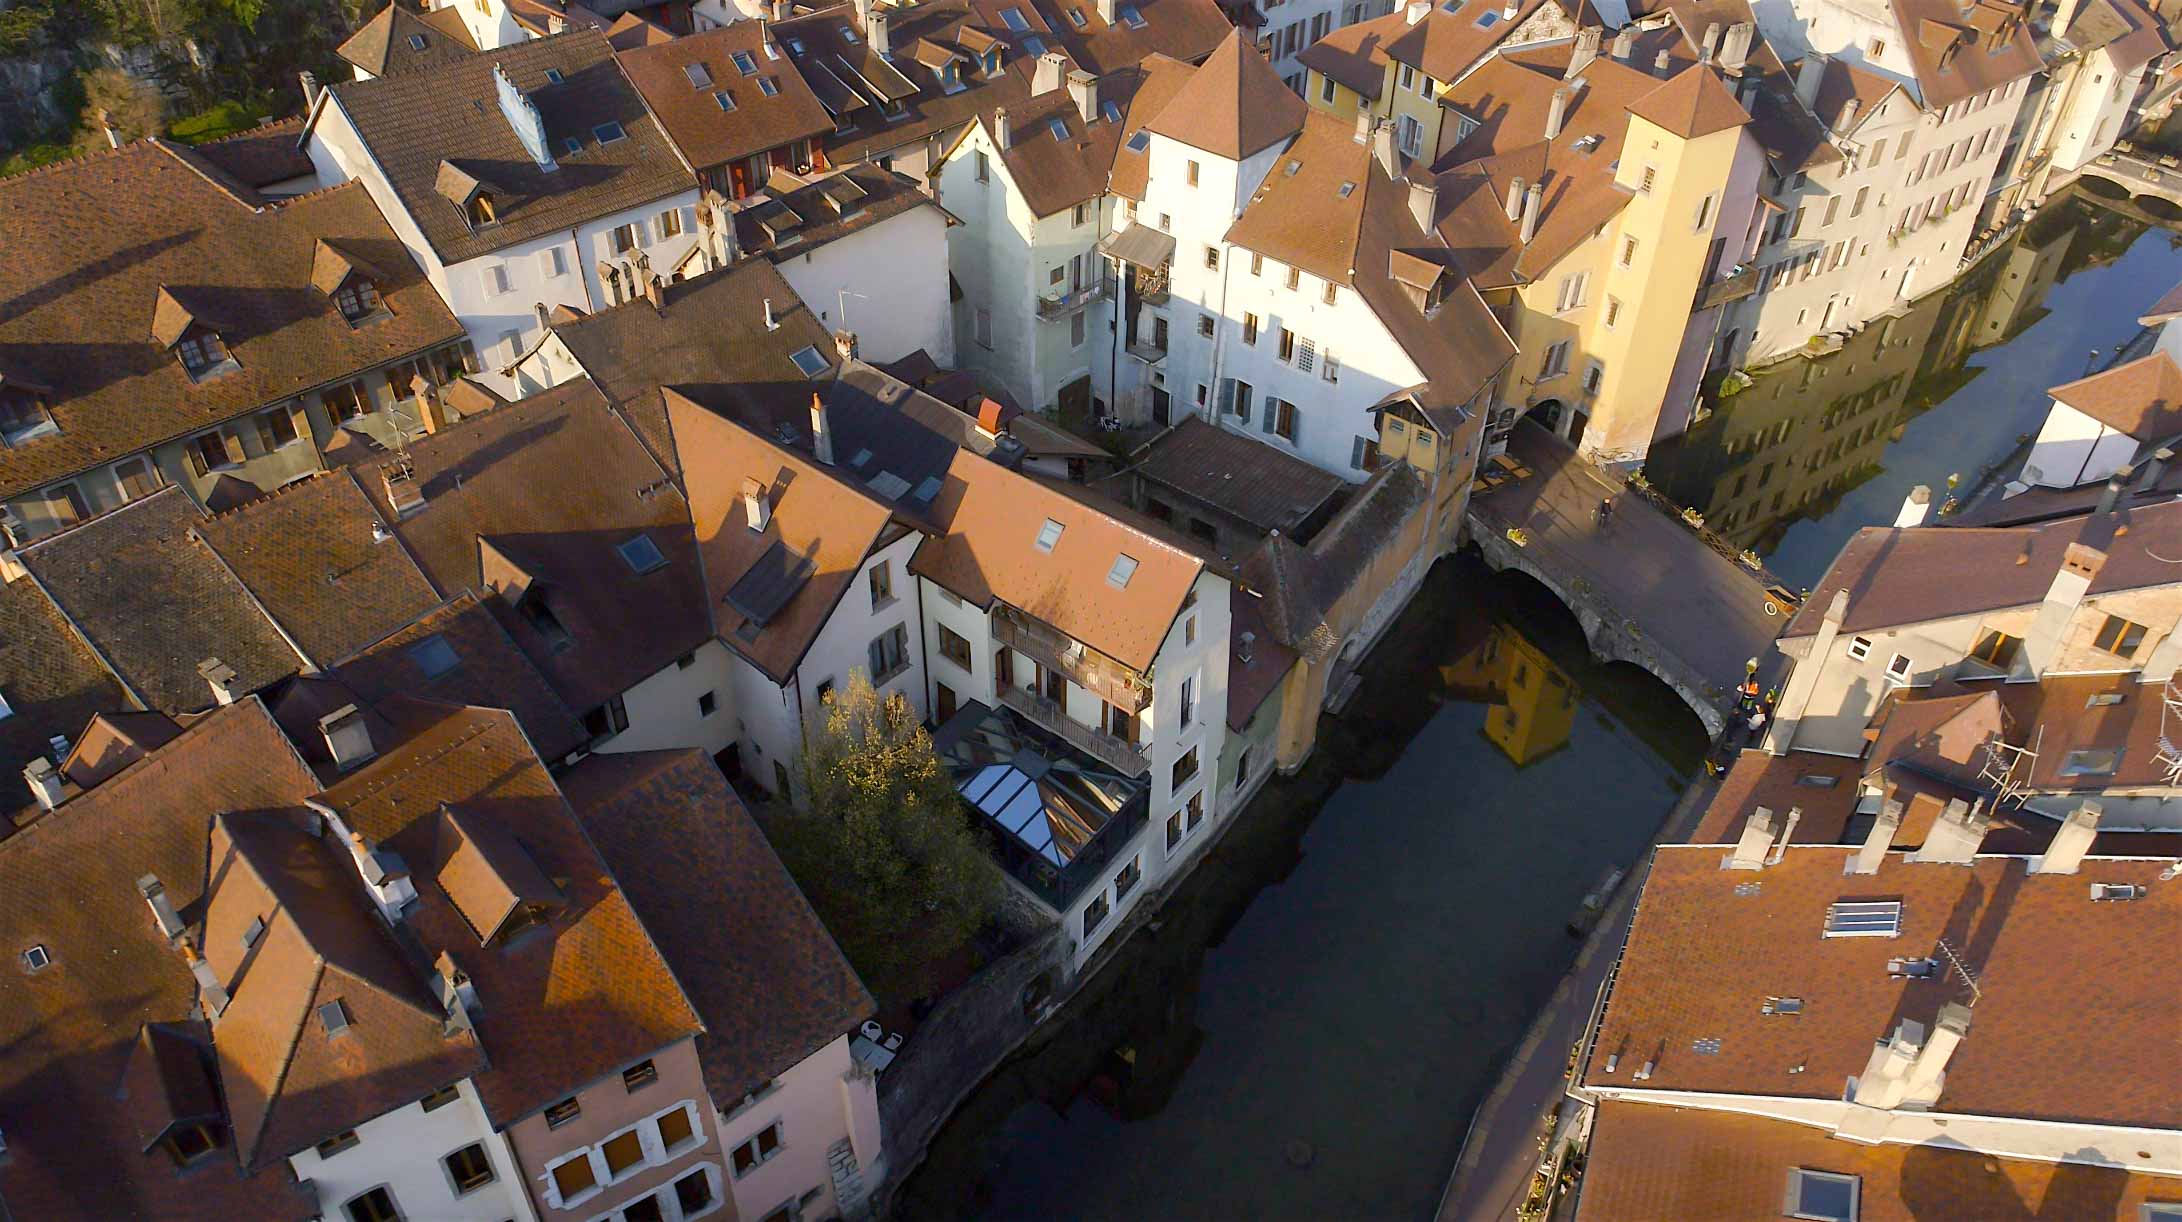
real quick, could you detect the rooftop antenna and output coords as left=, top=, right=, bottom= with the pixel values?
left=1976, top=725, right=2040, bottom=810
left=2153, top=677, right=2182, bottom=786
left=1934, top=937, right=1982, bottom=1006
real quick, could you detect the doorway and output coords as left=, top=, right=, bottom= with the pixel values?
left=1060, top=375, right=1092, bottom=421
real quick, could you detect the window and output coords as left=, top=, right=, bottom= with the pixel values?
left=1172, top=744, right=1199, bottom=788
left=715, top=89, right=737, bottom=111
left=1278, top=328, right=1295, bottom=362
left=2060, top=749, right=2121, bottom=777
left=1539, top=340, right=1571, bottom=380
left=317, top=1129, right=360, bottom=1158
left=618, top=1059, right=658, bottom=1092
left=625, top=1197, right=665, bottom=1222
left=1582, top=360, right=1604, bottom=396
left=1604, top=297, right=1622, bottom=328
left=2093, top=614, right=2148, bottom=657
left=1114, top=854, right=1142, bottom=899
left=324, top=380, right=369, bottom=423
left=1969, top=629, right=2020, bottom=670
left=1286, top=266, right=1301, bottom=290
left=1638, top=164, right=1656, bottom=193
left=1823, top=900, right=1902, bottom=938
left=551, top=1150, right=597, bottom=1200
left=1352, top=434, right=1378, bottom=470
left=177, top=330, right=230, bottom=377
left=732, top=49, right=758, bottom=74
left=602, top=1128, right=645, bottom=1179
left=974, top=307, right=992, bottom=348
left=594, top=121, right=627, bottom=143
left=1619, top=236, right=1638, bottom=267
left=1851, top=186, right=1869, bottom=219
left=868, top=624, right=909, bottom=680
left=1250, top=252, right=1263, bottom=276
left=618, top=533, right=668, bottom=573
left=676, top=1169, right=716, bottom=1215
left=939, top=624, right=973, bottom=668
left=1321, top=74, right=1337, bottom=103
left=869, top=560, right=894, bottom=608
left=1323, top=281, right=1338, bottom=306
left=1036, top=518, right=1065, bottom=551
left=731, top=1122, right=785, bottom=1177
left=657, top=1105, right=695, bottom=1152
left=789, top=345, right=828, bottom=377
left=420, top=1084, right=460, bottom=1112
left=409, top=634, right=459, bottom=679
left=656, top=207, right=684, bottom=241
left=1231, top=379, right=1253, bottom=422
left=1885, top=653, right=1912, bottom=682
left=1108, top=554, right=1139, bottom=588
left=694, top=690, right=716, bottom=717
left=1868, top=35, right=1886, bottom=57
left=1203, top=244, right=1218, bottom=270
left=1399, top=63, right=1415, bottom=90
left=1694, top=192, right=1716, bottom=230
left=344, top=1187, right=400, bottom=1222
left=1178, top=674, right=1196, bottom=725
left=974, top=149, right=989, bottom=183
left=1083, top=890, right=1110, bottom=935
left=611, top=223, right=641, bottom=255
left=254, top=406, right=299, bottom=452
left=1073, top=202, right=1089, bottom=226
left=1554, top=271, right=1587, bottom=312
left=1323, top=351, right=1340, bottom=383
left=445, top=1143, right=495, bottom=1194
left=1236, top=747, right=1252, bottom=787
left=1786, top=1168, right=1860, bottom=1221
left=1198, top=313, right=1215, bottom=338
left=333, top=277, right=383, bottom=322
left=1846, top=636, right=1872, bottom=661
left=1188, top=159, right=1201, bottom=186
left=1268, top=397, right=1297, bottom=442
left=545, top=1096, right=582, bottom=1128
left=1243, top=312, right=1259, bottom=345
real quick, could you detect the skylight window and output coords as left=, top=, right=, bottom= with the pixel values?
left=716, top=90, right=738, bottom=111
left=1107, top=553, right=1139, bottom=588
left=788, top=37, right=806, bottom=53
left=1001, top=6, right=1031, bottom=30
left=545, top=68, right=565, bottom=84
left=759, top=75, right=781, bottom=96
left=1284, top=159, right=1301, bottom=176
left=1048, top=117, right=1071, bottom=140
left=1070, top=7, right=1088, bottom=25
left=21, top=944, right=49, bottom=972
left=1035, top=518, right=1065, bottom=551
left=0, top=690, right=11, bottom=720
left=1784, top=1169, right=1859, bottom=1222
left=1338, top=181, right=1356, bottom=197
left=1475, top=7, right=1500, bottom=25
left=408, top=33, right=429, bottom=51
left=841, top=23, right=860, bottom=42
left=1102, top=99, right=1121, bottom=123
left=1023, top=35, right=1046, bottom=55
left=563, top=136, right=583, bottom=154
left=2060, top=749, right=2121, bottom=776
left=318, top=999, right=351, bottom=1037
left=685, top=62, right=714, bottom=88
left=913, top=476, right=943, bottom=503
left=409, top=633, right=460, bottom=679
left=594, top=121, right=627, bottom=144
left=1126, top=131, right=1149, bottom=152
left=1823, top=900, right=1902, bottom=939
left=732, top=50, right=759, bottom=74
left=789, top=345, right=828, bottom=377
left=1119, top=4, right=1147, bottom=27
left=617, top=533, right=668, bottom=574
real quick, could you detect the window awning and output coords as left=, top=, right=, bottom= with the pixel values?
left=1098, top=223, right=1177, bottom=269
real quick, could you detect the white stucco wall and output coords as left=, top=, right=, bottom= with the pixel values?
left=596, top=639, right=742, bottom=758
left=940, top=123, right=1045, bottom=409
left=2049, top=48, right=2147, bottom=173
left=777, top=204, right=956, bottom=367
left=2024, top=399, right=2140, bottom=489
left=287, top=1078, right=532, bottom=1222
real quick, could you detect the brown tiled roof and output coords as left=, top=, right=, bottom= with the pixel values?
left=551, top=258, right=836, bottom=473
left=1382, top=0, right=1554, bottom=81
left=1106, top=52, right=1197, bottom=199
left=1889, top=0, right=2042, bottom=109
left=325, top=29, right=696, bottom=264
left=1130, top=415, right=1347, bottom=536
left=2141, top=278, right=2182, bottom=326
left=667, top=387, right=896, bottom=683
left=1588, top=845, right=2181, bottom=1128
left=1809, top=55, right=1905, bottom=134
left=352, top=378, right=713, bottom=714
left=0, top=573, right=130, bottom=816
left=60, top=709, right=189, bottom=792
left=2068, top=0, right=2169, bottom=68
left=204, top=810, right=485, bottom=1168
left=194, top=116, right=319, bottom=189
left=1143, top=28, right=1304, bottom=158
left=620, top=23, right=834, bottom=169
left=737, top=162, right=948, bottom=259
left=1068, top=0, right=1232, bottom=74
left=1223, top=105, right=1372, bottom=285
left=315, top=705, right=704, bottom=1126
left=1295, top=11, right=1396, bottom=97
left=606, top=10, right=678, bottom=49
left=1578, top=1101, right=2182, bottom=1221
left=0, top=699, right=320, bottom=1220
left=0, top=145, right=463, bottom=498
left=1782, top=501, right=2182, bottom=636
left=195, top=470, right=440, bottom=667
left=1348, top=160, right=1517, bottom=411
left=20, top=489, right=304, bottom=712
left=1225, top=585, right=1297, bottom=728
left=1688, top=748, right=1866, bottom=843
left=915, top=447, right=1202, bottom=670
left=563, top=750, right=876, bottom=1101
left=338, top=2, right=481, bottom=77
left=1626, top=61, right=1751, bottom=139
left=2046, top=350, right=2182, bottom=441
left=989, top=69, right=1143, bottom=216
left=327, top=592, right=588, bottom=764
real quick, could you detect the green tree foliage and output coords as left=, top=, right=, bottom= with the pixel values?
left=766, top=673, right=998, bottom=998
left=74, top=67, right=166, bottom=152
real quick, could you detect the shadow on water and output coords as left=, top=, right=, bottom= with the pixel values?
left=893, top=554, right=1704, bottom=1222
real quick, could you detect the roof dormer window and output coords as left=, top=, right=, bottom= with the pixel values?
left=176, top=329, right=231, bottom=379
left=983, top=48, right=1003, bottom=74
left=469, top=192, right=498, bottom=227
left=333, top=277, right=384, bottom=324
left=0, top=387, right=56, bottom=448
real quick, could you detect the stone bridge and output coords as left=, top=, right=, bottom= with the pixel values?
left=1467, top=425, right=1794, bottom=737
left=2064, top=151, right=2182, bottom=212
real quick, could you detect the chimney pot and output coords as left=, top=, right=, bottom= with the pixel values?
left=1567, top=27, right=1601, bottom=79
left=383, top=460, right=427, bottom=518
left=1700, top=21, right=1721, bottom=62
left=1654, top=48, right=1672, bottom=72
left=869, top=7, right=892, bottom=56
left=1033, top=50, right=1067, bottom=96
left=834, top=329, right=860, bottom=362
left=1546, top=86, right=1571, bottom=140
left=763, top=297, right=780, bottom=331
left=810, top=392, right=836, bottom=465
left=1836, top=97, right=1861, bottom=134
left=198, top=658, right=240, bottom=706
left=1721, top=22, right=1755, bottom=71
left=23, top=758, right=62, bottom=813
left=319, top=704, right=376, bottom=773
left=742, top=477, right=773, bottom=531
left=1098, top=0, right=1117, bottom=20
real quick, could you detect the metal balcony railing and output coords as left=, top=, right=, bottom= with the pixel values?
left=1036, top=275, right=1114, bottom=321
left=1695, top=264, right=1761, bottom=311
left=997, top=684, right=1149, bottom=776
left=992, top=606, right=1151, bottom=713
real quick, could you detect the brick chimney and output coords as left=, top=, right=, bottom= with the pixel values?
left=834, top=329, right=860, bottom=362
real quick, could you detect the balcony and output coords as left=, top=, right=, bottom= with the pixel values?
left=1037, top=275, right=1113, bottom=321
left=1695, top=264, right=1761, bottom=311
left=993, top=604, right=1151, bottom=713
left=998, top=684, right=1149, bottom=776
left=1130, top=262, right=1170, bottom=306
left=1125, top=335, right=1168, bottom=366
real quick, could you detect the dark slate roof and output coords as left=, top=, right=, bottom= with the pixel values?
left=193, top=116, right=319, bottom=189
left=561, top=749, right=875, bottom=1102
left=326, top=28, right=696, bottom=264
left=0, top=144, right=464, bottom=499
left=20, top=489, right=302, bottom=712
left=337, top=2, right=481, bottom=78
left=1130, top=416, right=1346, bottom=536
left=0, top=574, right=131, bottom=819
left=1237, top=464, right=1426, bottom=662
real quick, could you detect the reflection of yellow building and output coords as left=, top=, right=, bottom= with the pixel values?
left=1441, top=623, right=1578, bottom=766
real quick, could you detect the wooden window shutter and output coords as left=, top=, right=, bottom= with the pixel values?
left=220, top=429, right=246, bottom=466
left=184, top=437, right=210, bottom=478
left=290, top=401, right=312, bottom=446
left=254, top=414, right=279, bottom=453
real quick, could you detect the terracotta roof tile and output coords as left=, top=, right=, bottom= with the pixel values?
left=2046, top=350, right=2182, bottom=441
left=338, top=2, right=481, bottom=78
left=1889, top=0, right=2042, bottom=109
left=1295, top=11, right=1397, bottom=97
left=620, top=23, right=835, bottom=170
left=990, top=69, right=1143, bottom=216
left=735, top=162, right=945, bottom=259
left=1382, top=0, right=1556, bottom=81
left=1130, top=415, right=1348, bottom=535
left=1143, top=28, right=1306, bottom=158
left=1059, top=0, right=1232, bottom=76
left=0, top=573, right=130, bottom=817
left=1626, top=61, right=1752, bottom=139
left=1106, top=52, right=1197, bottom=199
left=563, top=750, right=876, bottom=1101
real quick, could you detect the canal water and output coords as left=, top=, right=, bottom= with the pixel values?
left=895, top=195, right=2182, bottom=1222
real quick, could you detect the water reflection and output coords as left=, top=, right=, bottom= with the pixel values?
left=1442, top=622, right=1579, bottom=768
left=1645, top=196, right=2174, bottom=586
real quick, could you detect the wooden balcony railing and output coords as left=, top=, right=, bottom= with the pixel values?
left=992, top=605, right=1151, bottom=714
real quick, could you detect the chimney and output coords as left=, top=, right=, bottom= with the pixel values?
left=1720, top=22, right=1754, bottom=72
left=1546, top=86, right=1570, bottom=140
left=835, top=329, right=860, bottom=362
left=1407, top=177, right=1438, bottom=233
left=975, top=397, right=1007, bottom=434
left=1355, top=106, right=1373, bottom=144
left=491, top=62, right=557, bottom=172
left=643, top=273, right=664, bottom=308
left=1405, top=0, right=1429, bottom=22
left=298, top=69, right=320, bottom=111
left=1910, top=798, right=1990, bottom=865
left=773, top=0, right=792, bottom=18
left=1033, top=50, right=1068, bottom=95
left=419, top=384, right=452, bottom=435
left=1610, top=26, right=1635, bottom=60
left=22, top=758, right=62, bottom=813
left=198, top=658, right=240, bottom=706
left=435, top=950, right=482, bottom=1033
left=1519, top=180, right=1543, bottom=243
left=742, top=477, right=772, bottom=531
left=0, top=546, right=26, bottom=583
left=383, top=459, right=426, bottom=518
left=1068, top=69, right=1099, bottom=123
left=1894, top=484, right=1933, bottom=527
left=1699, top=21, right=1721, bottom=63
left=1099, top=0, right=1117, bottom=21
left=1654, top=48, right=1671, bottom=73
left=1851, top=799, right=1901, bottom=874
left=852, top=0, right=872, bottom=29
left=2033, top=800, right=2102, bottom=874
left=1852, top=1005, right=1969, bottom=1109
left=1835, top=97, right=1861, bottom=134
left=137, top=874, right=186, bottom=941
left=1725, top=805, right=1777, bottom=869
left=763, top=297, right=781, bottom=331
left=869, top=7, right=892, bottom=56
left=1766, top=588, right=1846, bottom=754
left=994, top=106, right=1013, bottom=149
left=1899, top=1002, right=1972, bottom=1106
left=180, top=939, right=230, bottom=1019
left=1796, top=55, right=1826, bottom=108
left=319, top=704, right=376, bottom=772
left=1566, top=27, right=1600, bottom=79
left=2024, top=540, right=2107, bottom=674
left=1502, top=0, right=1518, bottom=15
left=1371, top=118, right=1399, bottom=176
left=1504, top=175, right=1525, bottom=220
left=810, top=392, right=836, bottom=465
